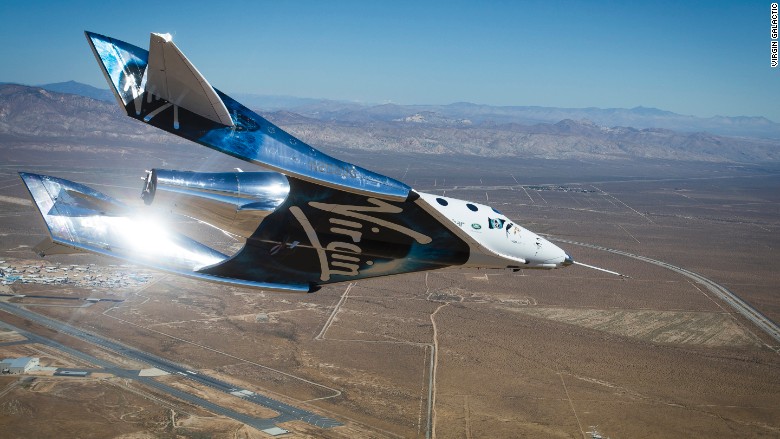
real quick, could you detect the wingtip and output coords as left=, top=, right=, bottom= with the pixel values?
left=83, top=30, right=101, bottom=42
left=18, top=171, right=40, bottom=185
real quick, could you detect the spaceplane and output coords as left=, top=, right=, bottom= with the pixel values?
left=20, top=32, right=616, bottom=293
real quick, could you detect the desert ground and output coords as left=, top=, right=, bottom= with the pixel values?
left=0, top=148, right=778, bottom=438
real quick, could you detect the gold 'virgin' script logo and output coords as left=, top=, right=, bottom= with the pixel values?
left=290, top=198, right=432, bottom=281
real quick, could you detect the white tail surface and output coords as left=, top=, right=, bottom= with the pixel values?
left=146, top=32, right=234, bottom=127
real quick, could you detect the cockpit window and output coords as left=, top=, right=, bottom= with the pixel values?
left=466, top=203, right=478, bottom=212
left=506, top=222, right=521, bottom=241
left=489, top=217, right=505, bottom=229
left=492, top=207, right=502, bottom=214
left=436, top=197, right=448, bottom=206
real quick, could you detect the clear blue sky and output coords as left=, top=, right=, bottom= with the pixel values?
left=1, top=0, right=778, bottom=121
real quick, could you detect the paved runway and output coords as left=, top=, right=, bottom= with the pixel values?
left=0, top=301, right=342, bottom=429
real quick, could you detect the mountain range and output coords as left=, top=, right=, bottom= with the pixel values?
left=29, top=80, right=779, bottom=140
left=1, top=82, right=778, bottom=163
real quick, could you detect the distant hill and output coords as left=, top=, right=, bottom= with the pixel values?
left=1, top=83, right=779, bottom=163
left=263, top=111, right=780, bottom=163
left=284, top=102, right=780, bottom=140
left=24, top=81, right=780, bottom=140
left=0, top=83, right=178, bottom=146
left=39, top=80, right=114, bottom=102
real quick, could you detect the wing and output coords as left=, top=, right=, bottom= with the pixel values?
left=84, top=31, right=410, bottom=201
left=19, top=172, right=309, bottom=292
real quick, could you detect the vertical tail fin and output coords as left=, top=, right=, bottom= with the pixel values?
left=85, top=31, right=233, bottom=127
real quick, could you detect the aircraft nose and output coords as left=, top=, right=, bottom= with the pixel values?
left=540, top=239, right=570, bottom=268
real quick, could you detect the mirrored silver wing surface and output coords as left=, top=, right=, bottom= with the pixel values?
left=19, top=172, right=310, bottom=292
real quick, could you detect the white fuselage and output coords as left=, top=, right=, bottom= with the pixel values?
left=416, top=192, right=571, bottom=270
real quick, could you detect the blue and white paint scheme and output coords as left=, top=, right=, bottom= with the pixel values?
left=19, top=31, right=593, bottom=294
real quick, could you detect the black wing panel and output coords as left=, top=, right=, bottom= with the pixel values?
left=200, top=178, right=470, bottom=286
